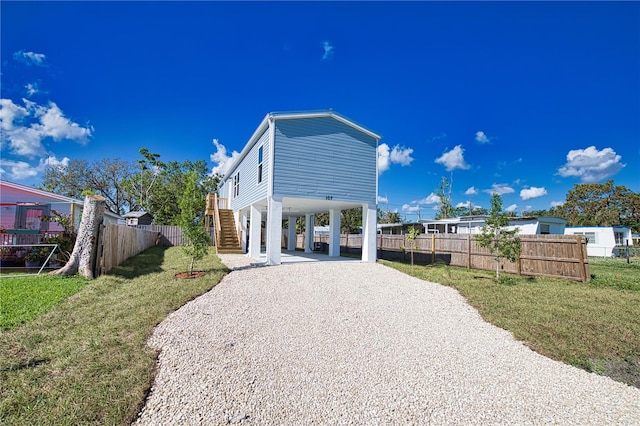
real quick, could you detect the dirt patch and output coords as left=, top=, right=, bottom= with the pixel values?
left=174, top=271, right=207, bottom=279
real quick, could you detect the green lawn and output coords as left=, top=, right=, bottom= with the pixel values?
left=0, top=246, right=228, bottom=426
left=0, top=275, right=88, bottom=330
left=382, top=256, right=640, bottom=388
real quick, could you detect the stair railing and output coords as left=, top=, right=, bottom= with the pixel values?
left=212, top=193, right=222, bottom=249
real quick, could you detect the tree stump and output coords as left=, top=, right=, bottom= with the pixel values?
left=50, top=195, right=105, bottom=279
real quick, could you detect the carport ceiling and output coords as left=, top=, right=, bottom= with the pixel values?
left=251, top=197, right=366, bottom=217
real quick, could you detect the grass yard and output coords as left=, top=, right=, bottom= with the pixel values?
left=382, top=256, right=640, bottom=389
left=0, top=275, right=89, bottom=330
left=0, top=246, right=228, bottom=426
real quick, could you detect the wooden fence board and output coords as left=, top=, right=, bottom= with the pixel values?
left=99, top=224, right=160, bottom=275
left=302, top=233, right=589, bottom=282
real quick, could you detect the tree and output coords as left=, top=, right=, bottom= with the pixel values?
left=135, top=148, right=166, bottom=211
left=124, top=155, right=221, bottom=225
left=314, top=207, right=363, bottom=234
left=475, top=193, right=521, bottom=280
left=42, top=158, right=135, bottom=215
left=559, top=181, right=640, bottom=233
left=435, top=176, right=454, bottom=219
left=177, top=171, right=211, bottom=275
left=401, top=225, right=420, bottom=271
left=378, top=208, right=402, bottom=224
left=50, top=195, right=105, bottom=279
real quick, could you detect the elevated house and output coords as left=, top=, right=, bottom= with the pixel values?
left=215, top=110, right=381, bottom=265
left=564, top=226, right=633, bottom=257
left=0, top=179, right=122, bottom=246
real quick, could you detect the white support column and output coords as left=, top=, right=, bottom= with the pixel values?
left=304, top=214, right=315, bottom=253
left=266, top=196, right=283, bottom=265
left=240, top=209, right=248, bottom=253
left=329, top=209, right=341, bottom=257
left=248, top=203, right=261, bottom=260
left=287, top=216, right=297, bottom=251
left=362, top=203, right=377, bottom=263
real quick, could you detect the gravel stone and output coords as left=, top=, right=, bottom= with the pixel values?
left=134, top=255, right=640, bottom=425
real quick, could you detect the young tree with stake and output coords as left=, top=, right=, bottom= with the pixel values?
left=476, top=193, right=521, bottom=280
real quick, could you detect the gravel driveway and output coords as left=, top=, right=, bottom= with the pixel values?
left=134, top=255, right=640, bottom=425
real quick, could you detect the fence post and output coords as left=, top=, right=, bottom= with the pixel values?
left=467, top=234, right=471, bottom=269
left=431, top=233, right=435, bottom=264
left=516, top=239, right=522, bottom=276
left=576, top=235, right=586, bottom=282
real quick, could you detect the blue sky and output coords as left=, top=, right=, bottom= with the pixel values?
left=1, top=1, right=638, bottom=221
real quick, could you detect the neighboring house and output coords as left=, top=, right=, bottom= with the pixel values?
left=0, top=180, right=122, bottom=245
left=420, top=216, right=567, bottom=235
left=564, top=226, right=633, bottom=257
left=124, top=211, right=154, bottom=226
left=217, top=110, right=381, bottom=265
left=377, top=222, right=425, bottom=235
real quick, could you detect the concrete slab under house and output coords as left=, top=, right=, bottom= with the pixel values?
left=217, top=110, right=381, bottom=265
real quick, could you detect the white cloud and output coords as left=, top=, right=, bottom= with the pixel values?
left=505, top=204, right=518, bottom=213
left=0, top=155, right=69, bottom=181
left=210, top=138, right=241, bottom=176
left=550, top=200, right=564, bottom=208
left=0, top=159, right=39, bottom=180
left=390, top=145, right=414, bottom=166
left=322, top=41, right=334, bottom=60
left=464, top=186, right=478, bottom=195
left=401, top=204, right=421, bottom=214
left=484, top=183, right=515, bottom=195
left=377, top=195, right=389, bottom=204
left=414, top=193, right=440, bottom=205
left=434, top=145, right=470, bottom=171
left=520, top=186, right=547, bottom=200
left=557, top=146, right=625, bottom=183
left=41, top=155, right=70, bottom=169
left=13, top=50, right=46, bottom=66
left=25, top=83, right=40, bottom=97
left=0, top=98, right=93, bottom=158
left=377, top=143, right=414, bottom=175
left=475, top=131, right=490, bottom=143
left=456, top=201, right=471, bottom=208
left=33, top=102, right=92, bottom=143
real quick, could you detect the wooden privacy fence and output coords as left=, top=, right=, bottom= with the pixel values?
left=304, top=233, right=590, bottom=282
left=131, top=225, right=215, bottom=247
left=99, top=223, right=160, bottom=275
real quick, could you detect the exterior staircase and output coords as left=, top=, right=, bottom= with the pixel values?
left=216, top=209, right=243, bottom=254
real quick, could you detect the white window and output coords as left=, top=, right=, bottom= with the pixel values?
left=233, top=172, right=240, bottom=198
left=583, top=232, right=596, bottom=244
left=257, top=146, right=264, bottom=184
left=615, top=231, right=624, bottom=245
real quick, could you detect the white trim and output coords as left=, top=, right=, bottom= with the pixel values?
left=268, top=117, right=276, bottom=198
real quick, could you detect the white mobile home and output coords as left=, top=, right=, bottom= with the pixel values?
left=218, top=111, right=381, bottom=265
left=420, top=216, right=566, bottom=235
left=564, top=226, right=633, bottom=257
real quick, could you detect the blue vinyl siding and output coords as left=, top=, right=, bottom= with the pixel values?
left=272, top=117, right=377, bottom=205
left=229, top=129, right=270, bottom=211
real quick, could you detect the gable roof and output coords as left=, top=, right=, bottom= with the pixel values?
left=1, top=179, right=80, bottom=203
left=0, top=179, right=122, bottom=220
left=220, top=110, right=382, bottom=184
left=123, top=211, right=153, bottom=219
